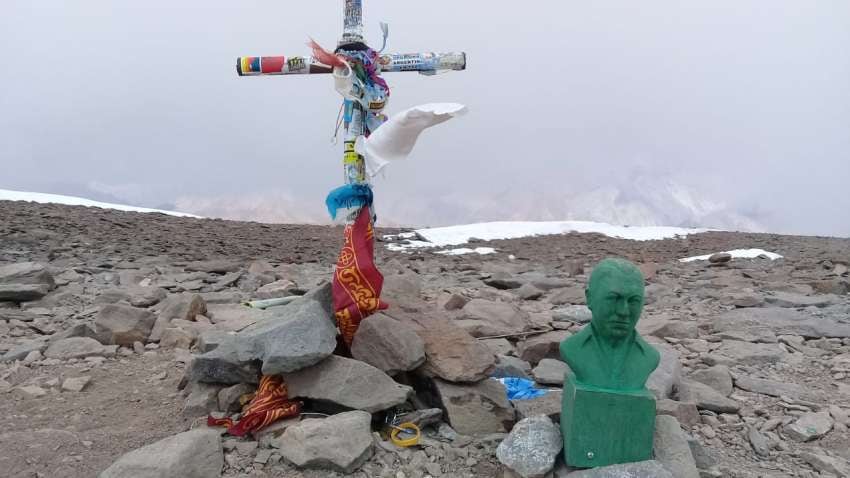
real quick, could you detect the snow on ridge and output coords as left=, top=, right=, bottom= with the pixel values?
left=679, top=248, right=783, bottom=263
left=0, top=189, right=201, bottom=218
left=385, top=220, right=710, bottom=252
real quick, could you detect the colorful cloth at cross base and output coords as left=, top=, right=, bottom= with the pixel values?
left=333, top=206, right=388, bottom=346
left=207, top=375, right=301, bottom=436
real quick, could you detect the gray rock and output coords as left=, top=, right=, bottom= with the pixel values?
left=784, top=411, right=834, bottom=442
left=1, top=339, right=48, bottom=362
left=218, top=383, right=253, bottom=413
left=50, top=323, right=99, bottom=343
left=431, top=378, right=515, bottom=435
left=482, top=338, right=516, bottom=356
left=95, top=304, right=157, bottom=345
left=547, top=286, right=586, bottom=306
left=676, top=379, right=740, bottom=413
left=551, top=305, right=592, bottom=324
left=99, top=428, right=223, bottom=478
left=254, top=279, right=296, bottom=299
left=277, top=411, right=373, bottom=474
left=733, top=375, right=812, bottom=400
left=724, top=292, right=765, bottom=308
left=182, top=382, right=221, bottom=417
left=708, top=252, right=732, bottom=264
left=686, top=436, right=718, bottom=471
left=456, top=299, right=531, bottom=337
left=185, top=260, right=242, bottom=274
left=562, top=460, right=673, bottom=477
left=442, top=293, right=469, bottom=310
left=44, top=337, right=110, bottom=360
left=493, top=355, right=533, bottom=379
left=484, top=274, right=524, bottom=290
left=711, top=307, right=850, bottom=339
left=646, top=339, right=681, bottom=399
left=196, top=330, right=232, bottom=353
left=513, top=389, right=563, bottom=422
left=689, top=365, right=733, bottom=396
left=496, top=416, right=562, bottom=478
left=532, top=359, right=569, bottom=386
left=517, top=283, right=544, bottom=300
left=0, top=262, right=55, bottom=288
left=283, top=355, right=412, bottom=413
left=187, top=294, right=337, bottom=384
left=350, top=313, right=425, bottom=375
left=127, top=287, right=168, bottom=307
left=765, top=291, right=837, bottom=308
left=159, top=328, right=195, bottom=349
left=0, top=284, right=51, bottom=302
left=647, top=320, right=699, bottom=340
left=799, top=450, right=850, bottom=477
left=159, top=293, right=207, bottom=322
left=418, top=320, right=495, bottom=383
left=517, top=330, right=571, bottom=365
left=653, top=415, right=699, bottom=478
left=712, top=340, right=786, bottom=365
left=62, top=376, right=92, bottom=392
left=747, top=427, right=771, bottom=457
left=655, top=399, right=701, bottom=427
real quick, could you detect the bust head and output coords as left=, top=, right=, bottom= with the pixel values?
left=585, top=258, right=645, bottom=342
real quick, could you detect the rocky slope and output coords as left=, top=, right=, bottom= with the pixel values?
left=1, top=199, right=849, bottom=478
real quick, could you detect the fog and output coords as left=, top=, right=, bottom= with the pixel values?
left=2, top=1, right=848, bottom=236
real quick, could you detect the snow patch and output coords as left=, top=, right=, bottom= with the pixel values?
left=0, top=189, right=200, bottom=218
left=679, top=248, right=783, bottom=263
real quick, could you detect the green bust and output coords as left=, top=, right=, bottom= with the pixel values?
left=560, top=258, right=660, bottom=391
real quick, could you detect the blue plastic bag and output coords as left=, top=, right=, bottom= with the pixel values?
left=498, top=377, right=547, bottom=400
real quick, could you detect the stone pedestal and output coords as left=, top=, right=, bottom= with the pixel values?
left=561, top=374, right=656, bottom=468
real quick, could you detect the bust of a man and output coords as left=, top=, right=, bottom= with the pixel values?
left=560, top=258, right=660, bottom=391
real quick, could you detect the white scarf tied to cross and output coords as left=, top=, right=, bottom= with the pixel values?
left=363, top=103, right=468, bottom=177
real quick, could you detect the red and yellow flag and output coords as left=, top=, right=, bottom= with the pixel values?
left=207, top=375, right=301, bottom=436
left=333, top=207, right=388, bottom=346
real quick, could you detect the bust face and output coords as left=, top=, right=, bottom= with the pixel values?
left=587, top=266, right=645, bottom=340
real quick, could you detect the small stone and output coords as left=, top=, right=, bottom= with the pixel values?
left=61, top=376, right=91, bottom=392
left=254, top=449, right=273, bottom=465
left=496, top=416, right=562, bottom=478
left=44, top=337, right=108, bottom=360
left=431, top=378, right=515, bottom=436
left=277, top=410, right=374, bottom=474
left=708, top=253, right=732, bottom=264
left=689, top=366, right=733, bottom=397
left=531, top=359, right=569, bottom=386
left=747, top=427, right=771, bottom=457
left=235, top=441, right=258, bottom=455
left=676, top=380, right=740, bottom=414
left=16, top=385, right=47, bottom=398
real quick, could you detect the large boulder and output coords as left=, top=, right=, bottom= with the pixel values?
left=282, top=355, right=412, bottom=413
left=497, top=416, right=562, bottom=478
left=688, top=365, right=733, bottom=396
left=351, top=313, right=425, bottom=375
left=95, top=304, right=157, bottom=345
left=0, top=284, right=51, bottom=302
left=430, top=378, right=515, bottom=435
left=0, top=262, right=55, bottom=289
left=99, top=428, right=223, bottom=478
left=186, top=293, right=337, bottom=384
left=455, top=299, right=531, bottom=337
left=277, top=411, right=373, bottom=474
left=418, top=320, right=495, bottom=382
left=710, top=340, right=786, bottom=366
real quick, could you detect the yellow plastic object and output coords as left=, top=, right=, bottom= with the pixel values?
left=390, top=422, right=421, bottom=447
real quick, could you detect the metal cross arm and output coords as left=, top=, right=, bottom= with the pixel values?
left=236, top=51, right=466, bottom=77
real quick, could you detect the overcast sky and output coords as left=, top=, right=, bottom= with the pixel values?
left=2, top=1, right=848, bottom=236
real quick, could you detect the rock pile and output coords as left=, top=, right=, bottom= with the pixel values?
left=1, top=200, right=849, bottom=477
